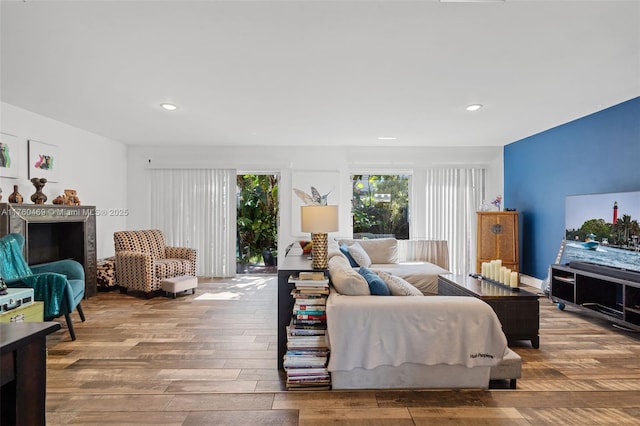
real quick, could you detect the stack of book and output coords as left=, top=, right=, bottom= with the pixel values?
left=285, top=271, right=331, bottom=390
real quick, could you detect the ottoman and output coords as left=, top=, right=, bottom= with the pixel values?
left=161, top=275, right=198, bottom=298
left=97, top=257, right=117, bottom=290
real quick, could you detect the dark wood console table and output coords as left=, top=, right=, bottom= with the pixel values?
left=1, top=321, right=61, bottom=426
left=438, top=273, right=540, bottom=348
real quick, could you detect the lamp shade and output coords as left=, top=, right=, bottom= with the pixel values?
left=301, top=205, right=339, bottom=233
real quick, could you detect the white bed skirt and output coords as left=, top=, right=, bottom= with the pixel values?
left=331, top=363, right=491, bottom=390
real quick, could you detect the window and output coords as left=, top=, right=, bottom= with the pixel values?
left=351, top=174, right=410, bottom=239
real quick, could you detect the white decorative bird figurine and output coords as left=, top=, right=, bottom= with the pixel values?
left=293, top=186, right=330, bottom=206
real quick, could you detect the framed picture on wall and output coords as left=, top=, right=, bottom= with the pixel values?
left=291, top=170, right=341, bottom=236
left=0, top=132, right=20, bottom=178
left=28, top=139, right=59, bottom=182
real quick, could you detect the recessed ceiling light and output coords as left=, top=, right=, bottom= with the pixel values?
left=465, top=104, right=483, bottom=112
left=377, top=136, right=397, bottom=141
left=160, top=103, right=177, bottom=111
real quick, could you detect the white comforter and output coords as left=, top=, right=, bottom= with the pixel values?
left=326, top=293, right=508, bottom=372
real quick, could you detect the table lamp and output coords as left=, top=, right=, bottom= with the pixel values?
left=301, top=205, right=339, bottom=269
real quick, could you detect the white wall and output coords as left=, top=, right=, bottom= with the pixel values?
left=127, top=145, right=503, bottom=265
left=0, top=102, right=128, bottom=258
left=0, top=101, right=504, bottom=267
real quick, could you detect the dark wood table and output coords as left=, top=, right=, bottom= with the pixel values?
left=1, top=321, right=61, bottom=426
left=438, top=273, right=540, bottom=348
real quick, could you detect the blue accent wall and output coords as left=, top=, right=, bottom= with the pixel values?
left=504, top=97, right=640, bottom=279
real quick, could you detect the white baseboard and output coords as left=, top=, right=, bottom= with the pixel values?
left=520, top=274, right=543, bottom=290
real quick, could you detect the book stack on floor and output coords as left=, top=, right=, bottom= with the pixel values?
left=285, top=271, right=331, bottom=390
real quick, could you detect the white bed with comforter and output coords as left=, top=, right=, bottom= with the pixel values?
left=335, top=238, right=450, bottom=295
left=326, top=291, right=510, bottom=389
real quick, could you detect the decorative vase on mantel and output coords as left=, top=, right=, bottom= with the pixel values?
left=8, top=185, right=23, bottom=204
left=30, top=177, right=48, bottom=205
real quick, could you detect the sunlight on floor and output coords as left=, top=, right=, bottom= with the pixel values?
left=195, top=275, right=274, bottom=301
left=194, top=291, right=241, bottom=300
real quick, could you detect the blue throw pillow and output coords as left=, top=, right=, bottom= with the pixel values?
left=340, top=244, right=360, bottom=267
left=358, top=267, right=391, bottom=296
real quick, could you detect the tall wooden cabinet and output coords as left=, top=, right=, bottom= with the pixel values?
left=476, top=211, right=519, bottom=274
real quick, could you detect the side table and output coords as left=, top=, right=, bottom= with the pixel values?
left=1, top=321, right=61, bottom=425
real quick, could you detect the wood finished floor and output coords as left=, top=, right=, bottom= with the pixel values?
left=43, top=275, right=640, bottom=425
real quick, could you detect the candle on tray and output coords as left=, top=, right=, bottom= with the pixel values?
left=504, top=268, right=511, bottom=285
left=510, top=271, right=519, bottom=288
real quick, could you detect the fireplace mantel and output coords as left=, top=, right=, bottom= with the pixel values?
left=0, top=203, right=97, bottom=297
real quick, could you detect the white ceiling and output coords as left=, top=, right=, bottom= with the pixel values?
left=1, top=0, right=638, bottom=147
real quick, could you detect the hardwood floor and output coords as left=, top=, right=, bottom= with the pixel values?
left=43, top=275, right=640, bottom=425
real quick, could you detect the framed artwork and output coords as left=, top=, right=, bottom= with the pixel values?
left=291, top=170, right=341, bottom=235
left=28, top=139, right=59, bottom=182
left=0, top=132, right=20, bottom=178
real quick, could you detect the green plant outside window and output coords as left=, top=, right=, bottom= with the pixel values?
left=237, top=174, right=279, bottom=265
left=352, top=174, right=409, bottom=239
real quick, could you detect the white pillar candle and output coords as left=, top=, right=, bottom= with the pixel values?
left=510, top=271, right=519, bottom=288
left=500, top=266, right=507, bottom=284
left=504, top=268, right=511, bottom=285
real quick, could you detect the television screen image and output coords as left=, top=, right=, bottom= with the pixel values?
left=564, top=190, right=640, bottom=274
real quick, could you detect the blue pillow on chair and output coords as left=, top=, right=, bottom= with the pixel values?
left=358, top=267, right=391, bottom=296
left=340, top=244, right=359, bottom=267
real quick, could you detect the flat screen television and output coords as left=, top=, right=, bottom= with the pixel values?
left=563, top=190, right=640, bottom=281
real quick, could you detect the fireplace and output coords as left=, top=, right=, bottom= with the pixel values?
left=0, top=203, right=97, bottom=297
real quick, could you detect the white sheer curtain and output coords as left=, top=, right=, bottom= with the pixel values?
left=150, top=168, right=237, bottom=277
left=422, top=168, right=485, bottom=275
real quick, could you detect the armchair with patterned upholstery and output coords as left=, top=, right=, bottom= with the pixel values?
left=113, top=230, right=197, bottom=296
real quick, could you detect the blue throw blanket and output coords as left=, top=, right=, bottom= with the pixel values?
left=0, top=234, right=68, bottom=318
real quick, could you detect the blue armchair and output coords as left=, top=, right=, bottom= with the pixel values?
left=0, top=233, right=85, bottom=340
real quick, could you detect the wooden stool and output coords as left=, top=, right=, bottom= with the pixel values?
left=161, top=276, right=198, bottom=298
